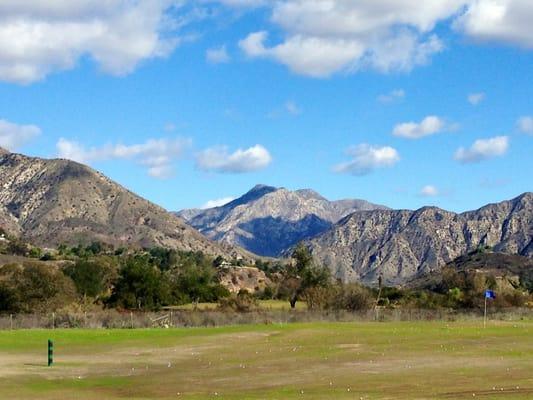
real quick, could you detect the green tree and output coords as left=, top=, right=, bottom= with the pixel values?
left=64, top=258, right=116, bottom=299
left=108, top=256, right=170, bottom=310
left=281, top=242, right=330, bottom=308
left=169, top=264, right=229, bottom=304
left=0, top=262, right=76, bottom=313
left=149, top=247, right=178, bottom=271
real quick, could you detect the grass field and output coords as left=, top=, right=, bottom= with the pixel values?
left=1, top=320, right=532, bottom=399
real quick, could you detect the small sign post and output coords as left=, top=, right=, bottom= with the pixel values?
left=48, top=340, right=54, bottom=367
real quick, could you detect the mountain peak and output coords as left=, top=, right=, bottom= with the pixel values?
left=295, top=188, right=327, bottom=201
left=178, top=184, right=386, bottom=257
left=248, top=184, right=278, bottom=194
left=0, top=147, right=11, bottom=156
left=233, top=184, right=278, bottom=206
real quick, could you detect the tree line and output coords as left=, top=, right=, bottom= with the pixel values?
left=0, top=236, right=531, bottom=314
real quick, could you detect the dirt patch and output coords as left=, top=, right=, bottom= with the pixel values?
left=337, top=344, right=361, bottom=349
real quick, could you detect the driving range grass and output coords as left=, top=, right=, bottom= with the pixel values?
left=1, top=320, right=532, bottom=399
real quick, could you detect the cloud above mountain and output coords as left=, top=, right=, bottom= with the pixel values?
left=237, top=0, right=533, bottom=77
left=56, top=136, right=192, bottom=179
left=238, top=0, right=455, bottom=77
left=454, top=136, right=509, bottom=164
left=334, top=144, right=400, bottom=176
left=393, top=115, right=445, bottom=139
left=206, top=45, right=231, bottom=64
left=0, top=0, right=189, bottom=84
left=195, top=144, right=272, bottom=173
left=1, top=1, right=532, bottom=83
left=455, top=0, right=533, bottom=48
left=201, top=196, right=236, bottom=209
left=420, top=185, right=440, bottom=197
left=0, top=119, right=41, bottom=150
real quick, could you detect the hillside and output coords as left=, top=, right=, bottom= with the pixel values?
left=0, top=149, right=245, bottom=259
left=306, top=193, right=533, bottom=285
left=177, top=184, right=387, bottom=257
left=408, top=251, right=533, bottom=290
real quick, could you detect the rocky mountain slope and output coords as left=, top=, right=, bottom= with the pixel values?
left=408, top=251, right=533, bottom=291
left=177, top=184, right=387, bottom=257
left=0, top=148, right=245, bottom=259
left=306, top=193, right=532, bottom=285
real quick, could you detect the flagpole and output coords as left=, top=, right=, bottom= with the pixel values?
left=484, top=294, right=487, bottom=329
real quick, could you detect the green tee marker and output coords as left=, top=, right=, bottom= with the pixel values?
left=48, top=340, right=53, bottom=367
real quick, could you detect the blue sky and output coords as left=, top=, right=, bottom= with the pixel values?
left=0, top=1, right=531, bottom=213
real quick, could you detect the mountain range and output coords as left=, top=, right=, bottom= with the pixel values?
left=177, top=184, right=388, bottom=257
left=306, top=193, right=532, bottom=285
left=0, top=148, right=245, bottom=260
left=180, top=186, right=532, bottom=285
left=0, top=148, right=531, bottom=287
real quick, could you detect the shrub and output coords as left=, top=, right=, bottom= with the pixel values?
left=0, top=262, right=76, bottom=313
left=6, top=238, right=28, bottom=256
left=218, top=290, right=259, bottom=312
left=303, top=286, right=337, bottom=310
left=334, top=284, right=374, bottom=311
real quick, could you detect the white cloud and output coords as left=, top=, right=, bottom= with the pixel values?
left=455, top=0, right=533, bottom=48
left=0, top=119, right=41, bottom=150
left=269, top=100, right=302, bottom=118
left=517, top=116, right=533, bottom=135
left=285, top=101, right=301, bottom=116
left=454, top=135, right=509, bottom=163
left=0, top=1, right=189, bottom=84
left=196, top=144, right=272, bottom=173
left=206, top=45, right=230, bottom=64
left=56, top=136, right=192, bottom=179
left=238, top=1, right=465, bottom=77
left=240, top=31, right=366, bottom=78
left=334, top=144, right=400, bottom=176
left=393, top=116, right=445, bottom=139
left=378, top=89, right=405, bottom=104
left=420, top=185, right=439, bottom=197
left=468, top=92, right=485, bottom=105
left=201, top=196, right=236, bottom=209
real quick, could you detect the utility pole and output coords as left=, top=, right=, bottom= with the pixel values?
left=375, top=275, right=383, bottom=321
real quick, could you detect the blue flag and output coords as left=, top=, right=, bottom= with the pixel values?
left=485, top=290, right=496, bottom=299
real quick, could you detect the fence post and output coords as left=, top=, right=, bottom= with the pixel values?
left=10, top=314, right=13, bottom=330
left=48, top=340, right=54, bottom=367
left=130, top=312, right=134, bottom=329
left=170, top=311, right=173, bottom=327
left=52, top=312, right=55, bottom=329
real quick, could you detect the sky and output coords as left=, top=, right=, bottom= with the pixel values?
left=0, top=0, right=531, bottom=213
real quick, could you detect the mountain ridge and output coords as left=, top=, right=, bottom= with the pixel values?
left=177, top=185, right=388, bottom=257
left=0, top=149, right=247, bottom=260
left=305, top=192, right=532, bottom=285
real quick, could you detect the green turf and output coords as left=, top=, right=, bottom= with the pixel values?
left=1, top=320, right=532, bottom=399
